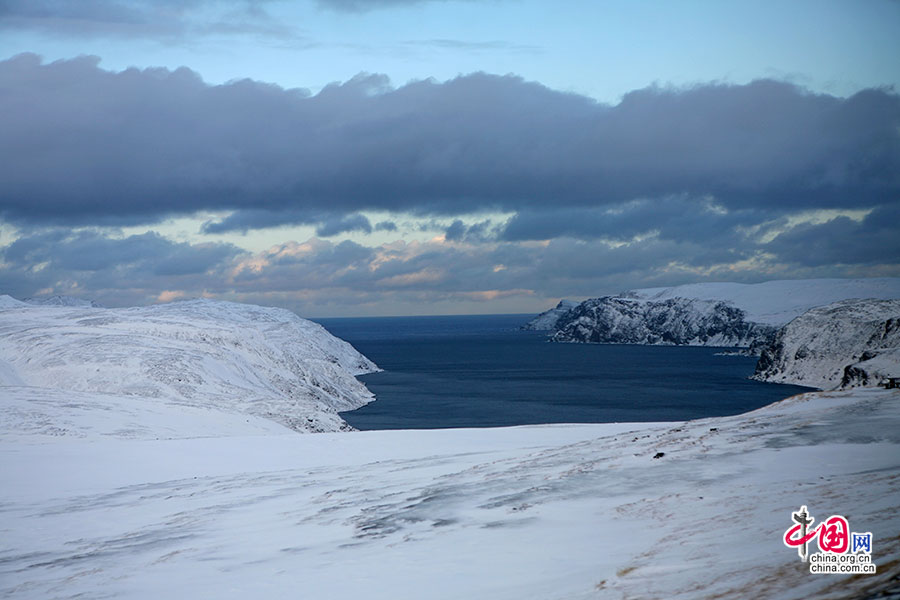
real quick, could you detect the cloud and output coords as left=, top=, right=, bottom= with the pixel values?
left=764, top=205, right=900, bottom=267
left=374, top=220, right=398, bottom=232
left=200, top=209, right=372, bottom=236
left=3, top=223, right=898, bottom=315
left=0, top=0, right=292, bottom=39
left=0, top=229, right=246, bottom=302
left=444, top=218, right=495, bottom=242
left=315, top=213, right=373, bottom=236
left=444, top=219, right=466, bottom=241
left=403, top=39, right=540, bottom=53
left=314, top=0, right=464, bottom=12
left=2, top=54, right=897, bottom=232
left=1, top=55, right=898, bottom=314
left=499, top=197, right=763, bottom=245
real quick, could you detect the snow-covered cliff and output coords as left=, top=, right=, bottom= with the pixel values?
left=550, top=296, right=774, bottom=347
left=522, top=299, right=578, bottom=330
left=629, top=277, right=900, bottom=325
left=534, top=278, right=900, bottom=349
left=753, top=298, right=900, bottom=390
left=0, top=296, right=379, bottom=433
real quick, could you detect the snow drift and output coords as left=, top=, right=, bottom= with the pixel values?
left=0, top=296, right=379, bottom=432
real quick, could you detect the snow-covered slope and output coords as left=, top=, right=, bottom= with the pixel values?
left=0, top=298, right=379, bottom=432
left=631, top=277, right=900, bottom=325
left=522, top=299, right=578, bottom=330
left=551, top=296, right=774, bottom=347
left=2, top=294, right=898, bottom=598
left=1, top=386, right=897, bottom=599
left=0, top=295, right=28, bottom=309
left=753, top=298, right=900, bottom=390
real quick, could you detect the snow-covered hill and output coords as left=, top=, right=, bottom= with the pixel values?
left=1, top=383, right=897, bottom=599
left=630, top=277, right=900, bottom=325
left=533, top=278, right=900, bottom=349
left=2, top=295, right=898, bottom=598
left=0, top=296, right=379, bottom=433
left=24, top=295, right=104, bottom=308
left=753, top=298, right=900, bottom=390
left=551, top=296, right=774, bottom=347
left=522, top=299, right=578, bottom=330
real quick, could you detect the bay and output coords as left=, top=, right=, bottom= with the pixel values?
left=313, top=314, right=814, bottom=430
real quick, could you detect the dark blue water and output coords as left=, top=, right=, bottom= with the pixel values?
left=313, top=314, right=814, bottom=430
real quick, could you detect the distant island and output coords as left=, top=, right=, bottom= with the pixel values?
left=525, top=277, right=900, bottom=390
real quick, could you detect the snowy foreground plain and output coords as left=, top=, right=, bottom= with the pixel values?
left=2, top=300, right=899, bottom=599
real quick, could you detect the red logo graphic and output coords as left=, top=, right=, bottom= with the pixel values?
left=783, top=505, right=877, bottom=574
left=785, top=514, right=849, bottom=553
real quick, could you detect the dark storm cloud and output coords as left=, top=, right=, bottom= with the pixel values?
left=374, top=220, right=397, bottom=232
left=2, top=54, right=898, bottom=231
left=0, top=228, right=246, bottom=303
left=201, top=210, right=317, bottom=234
left=314, top=213, right=373, bottom=236
left=200, top=209, right=372, bottom=236
left=2, top=229, right=243, bottom=275
left=499, top=197, right=763, bottom=244
left=0, top=0, right=289, bottom=39
left=444, top=218, right=495, bottom=241
left=764, top=205, right=900, bottom=267
left=444, top=220, right=466, bottom=241
left=3, top=223, right=896, bottom=312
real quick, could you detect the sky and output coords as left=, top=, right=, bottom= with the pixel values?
left=0, top=0, right=899, bottom=317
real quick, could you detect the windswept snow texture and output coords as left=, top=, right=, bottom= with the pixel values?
left=1, top=386, right=898, bottom=599
left=551, top=296, right=773, bottom=347
left=1, top=294, right=898, bottom=598
left=0, top=297, right=379, bottom=432
left=754, top=299, right=900, bottom=390
left=522, top=299, right=579, bottom=330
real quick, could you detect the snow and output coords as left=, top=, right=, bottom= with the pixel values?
left=1, top=386, right=897, bottom=599
left=0, top=294, right=28, bottom=309
left=630, top=277, right=900, bottom=325
left=551, top=296, right=768, bottom=347
left=523, top=299, right=579, bottom=330
left=2, top=294, right=898, bottom=598
left=0, top=298, right=379, bottom=433
left=23, top=295, right=103, bottom=308
left=531, top=278, right=900, bottom=350
left=753, top=298, right=900, bottom=390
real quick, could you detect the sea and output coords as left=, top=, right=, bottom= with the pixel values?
left=312, top=313, right=814, bottom=430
